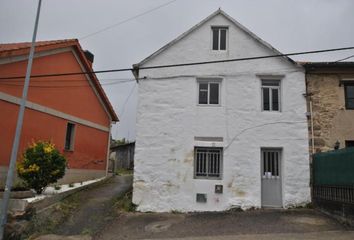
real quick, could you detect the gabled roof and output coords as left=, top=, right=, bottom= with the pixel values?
left=0, top=39, right=118, bottom=122
left=134, top=9, right=297, bottom=69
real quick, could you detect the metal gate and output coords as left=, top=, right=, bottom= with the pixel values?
left=261, top=149, right=282, bottom=207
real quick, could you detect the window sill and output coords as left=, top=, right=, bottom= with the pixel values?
left=194, top=177, right=222, bottom=180
left=261, top=110, right=282, bottom=113
left=63, top=149, right=74, bottom=153
left=197, top=104, right=222, bottom=107
left=210, top=50, right=228, bottom=53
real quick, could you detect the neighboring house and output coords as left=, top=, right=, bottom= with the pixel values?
left=109, top=142, right=135, bottom=172
left=0, top=39, right=118, bottom=187
left=303, top=62, right=354, bottom=153
left=132, top=9, right=310, bottom=212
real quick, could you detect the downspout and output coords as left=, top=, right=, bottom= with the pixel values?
left=105, top=124, right=112, bottom=177
left=310, top=100, right=315, bottom=160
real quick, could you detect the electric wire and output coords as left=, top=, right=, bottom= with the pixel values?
left=334, top=54, right=354, bottom=62
left=119, top=83, right=137, bottom=119
left=0, top=67, right=301, bottom=89
left=224, top=121, right=307, bottom=150
left=1, top=46, right=354, bottom=81
left=79, top=0, right=178, bottom=40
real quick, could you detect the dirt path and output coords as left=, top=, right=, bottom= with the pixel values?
left=53, top=175, right=132, bottom=236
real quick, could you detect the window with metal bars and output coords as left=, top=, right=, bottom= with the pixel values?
left=194, top=147, right=223, bottom=179
left=261, top=80, right=281, bottom=111
left=261, top=149, right=281, bottom=178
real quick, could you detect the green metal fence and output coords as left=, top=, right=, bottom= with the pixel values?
left=312, top=148, right=354, bottom=223
left=313, top=148, right=354, bottom=186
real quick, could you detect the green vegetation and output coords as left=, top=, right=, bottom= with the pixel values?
left=26, top=194, right=81, bottom=239
left=17, top=140, right=66, bottom=194
left=112, top=138, right=130, bottom=146
left=114, top=188, right=136, bottom=212
left=115, top=168, right=133, bottom=176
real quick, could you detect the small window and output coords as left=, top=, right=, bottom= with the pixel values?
left=212, top=27, right=228, bottom=51
left=65, top=123, right=75, bottom=151
left=262, top=80, right=280, bottom=111
left=346, top=140, right=354, bottom=148
left=344, top=83, right=354, bottom=109
left=198, top=81, right=220, bottom=105
left=194, top=147, right=223, bottom=179
left=261, top=149, right=281, bottom=178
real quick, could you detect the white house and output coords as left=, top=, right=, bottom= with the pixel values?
left=132, top=9, right=310, bottom=212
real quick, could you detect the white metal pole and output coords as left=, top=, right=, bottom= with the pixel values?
left=0, top=1, right=42, bottom=239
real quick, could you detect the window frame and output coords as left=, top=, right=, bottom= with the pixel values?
left=261, top=79, right=281, bottom=112
left=197, top=78, right=222, bottom=106
left=261, top=148, right=282, bottom=179
left=194, top=146, right=223, bottom=180
left=344, top=82, right=354, bottom=110
left=211, top=26, right=228, bottom=51
left=345, top=140, right=354, bottom=148
left=64, top=122, right=76, bottom=151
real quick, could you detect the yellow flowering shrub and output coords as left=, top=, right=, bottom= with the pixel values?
left=17, top=140, right=67, bottom=194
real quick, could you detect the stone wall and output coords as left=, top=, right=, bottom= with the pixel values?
left=307, top=73, right=354, bottom=154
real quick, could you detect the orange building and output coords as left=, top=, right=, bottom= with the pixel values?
left=0, top=39, right=118, bottom=187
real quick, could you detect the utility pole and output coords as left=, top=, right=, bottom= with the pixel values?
left=0, top=0, right=42, bottom=239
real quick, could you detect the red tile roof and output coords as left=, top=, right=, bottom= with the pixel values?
left=0, top=39, right=77, bottom=53
left=0, top=39, right=118, bottom=122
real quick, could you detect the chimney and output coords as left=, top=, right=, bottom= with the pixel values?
left=83, top=50, right=94, bottom=67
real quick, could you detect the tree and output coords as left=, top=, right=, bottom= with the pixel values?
left=17, top=141, right=67, bottom=194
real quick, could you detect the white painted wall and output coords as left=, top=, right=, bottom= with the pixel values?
left=133, top=13, right=310, bottom=212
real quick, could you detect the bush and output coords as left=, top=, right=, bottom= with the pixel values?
left=17, top=141, right=67, bottom=194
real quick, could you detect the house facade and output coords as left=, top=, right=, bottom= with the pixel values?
left=0, top=39, right=118, bottom=187
left=303, top=62, right=354, bottom=153
left=132, top=10, right=310, bottom=212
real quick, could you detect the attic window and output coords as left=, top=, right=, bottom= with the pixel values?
left=212, top=27, right=228, bottom=51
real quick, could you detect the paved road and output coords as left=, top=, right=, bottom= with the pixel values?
left=95, top=209, right=353, bottom=240
left=142, top=231, right=354, bottom=240
left=35, top=176, right=354, bottom=240
left=54, top=175, right=132, bottom=236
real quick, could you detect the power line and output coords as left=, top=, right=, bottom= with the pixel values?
left=224, top=121, right=307, bottom=150
left=80, top=0, right=178, bottom=40
left=334, top=53, right=354, bottom=62
left=0, top=78, right=136, bottom=85
left=0, top=67, right=298, bottom=89
left=1, top=46, right=354, bottom=80
left=0, top=79, right=134, bottom=88
left=119, top=83, right=137, bottom=118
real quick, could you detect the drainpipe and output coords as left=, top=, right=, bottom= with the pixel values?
left=310, top=100, right=315, bottom=162
left=106, top=124, right=112, bottom=177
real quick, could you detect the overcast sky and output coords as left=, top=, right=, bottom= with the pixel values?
left=1, top=0, right=354, bottom=141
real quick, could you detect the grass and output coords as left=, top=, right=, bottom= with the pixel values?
left=115, top=168, right=133, bottom=176
left=81, top=228, right=93, bottom=235
left=25, top=193, right=81, bottom=239
left=113, top=188, right=136, bottom=212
